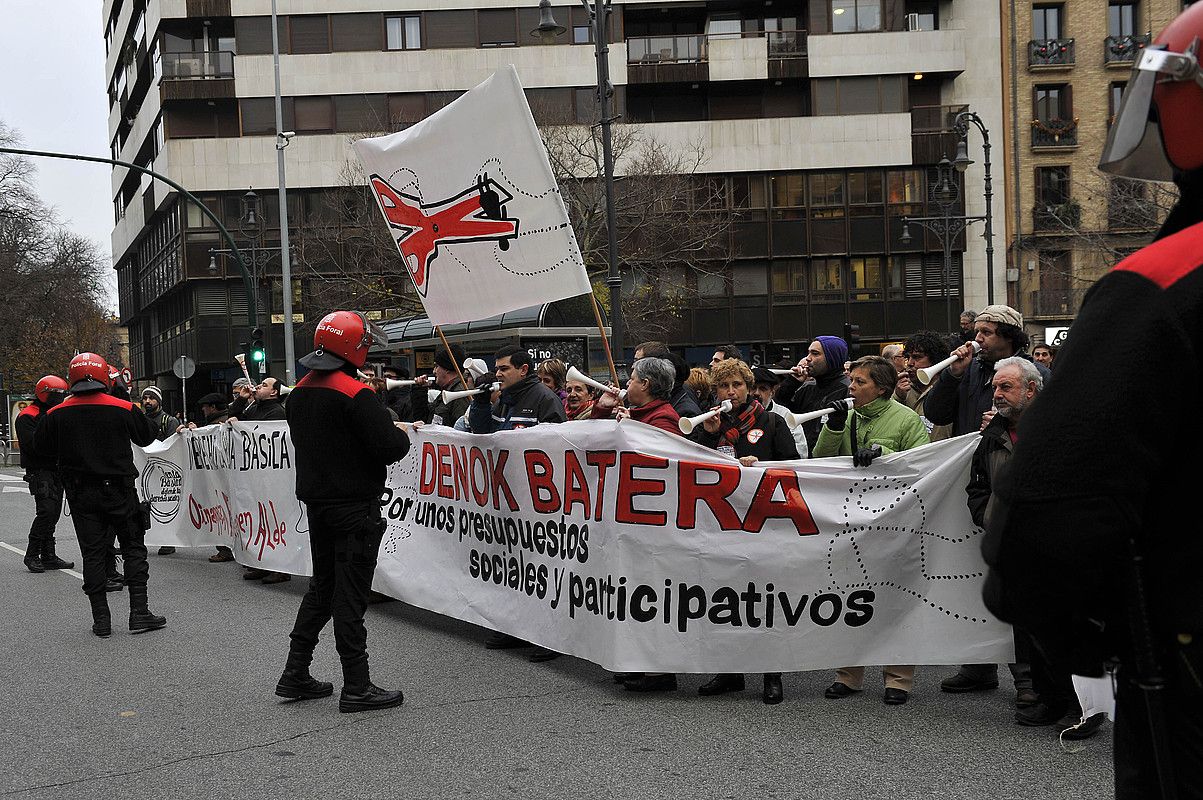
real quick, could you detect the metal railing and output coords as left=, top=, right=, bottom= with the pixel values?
left=767, top=30, right=807, bottom=58
left=1028, top=287, right=1090, bottom=316
left=1031, top=118, right=1078, bottom=147
left=627, top=35, right=706, bottom=64
left=1103, top=33, right=1151, bottom=64
left=1032, top=201, right=1081, bottom=231
left=1028, top=38, right=1075, bottom=67
left=161, top=50, right=234, bottom=80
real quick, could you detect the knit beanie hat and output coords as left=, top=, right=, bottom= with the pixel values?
left=434, top=343, right=466, bottom=373
left=142, top=386, right=163, bottom=403
left=815, top=335, right=849, bottom=374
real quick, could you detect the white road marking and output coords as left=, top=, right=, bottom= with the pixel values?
left=3, top=486, right=27, bottom=493
left=0, top=474, right=22, bottom=481
left=0, top=541, right=84, bottom=579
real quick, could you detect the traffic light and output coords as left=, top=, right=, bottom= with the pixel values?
left=843, top=322, right=861, bottom=352
left=250, top=328, right=266, bottom=363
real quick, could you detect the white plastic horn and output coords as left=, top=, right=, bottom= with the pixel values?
left=427, top=389, right=442, bottom=404
left=917, top=341, right=981, bottom=385
left=278, top=385, right=293, bottom=396
left=566, top=365, right=626, bottom=399
left=778, top=408, right=799, bottom=429
left=791, top=397, right=854, bottom=426
left=385, top=377, right=423, bottom=390
left=234, top=353, right=252, bottom=384
left=678, top=399, right=733, bottom=435
left=441, top=383, right=500, bottom=404
left=768, top=368, right=795, bottom=376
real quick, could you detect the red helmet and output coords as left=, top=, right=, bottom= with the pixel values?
left=68, top=352, right=113, bottom=393
left=1101, top=3, right=1203, bottom=180
left=34, top=375, right=69, bottom=404
left=300, top=311, right=387, bottom=370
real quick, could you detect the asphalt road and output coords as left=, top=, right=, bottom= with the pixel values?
left=0, top=466, right=1114, bottom=799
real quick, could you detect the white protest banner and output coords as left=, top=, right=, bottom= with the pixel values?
left=352, top=65, right=591, bottom=325
left=137, top=423, right=311, bottom=576
left=136, top=421, right=1012, bottom=674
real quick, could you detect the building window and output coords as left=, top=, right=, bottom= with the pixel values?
left=811, top=257, right=844, bottom=301
left=1109, top=2, right=1138, bottom=36
left=1032, top=4, right=1064, bottom=39
left=812, top=76, right=907, bottom=115
left=386, top=16, right=422, bottom=50
left=478, top=9, right=518, bottom=47
left=905, top=0, right=938, bottom=30
left=425, top=10, right=477, bottom=48
left=771, top=260, right=806, bottom=294
left=290, top=16, right=332, bottom=54
left=294, top=96, right=334, bottom=133
left=332, top=14, right=383, bottom=51
left=831, top=0, right=882, bottom=32
left=1109, top=81, right=1127, bottom=125
left=335, top=95, right=389, bottom=133
left=1034, top=84, right=1071, bottom=121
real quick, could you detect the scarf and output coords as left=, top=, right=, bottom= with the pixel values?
left=722, top=398, right=764, bottom=444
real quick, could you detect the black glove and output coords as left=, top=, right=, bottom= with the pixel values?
left=853, top=444, right=883, bottom=468
left=472, top=373, right=495, bottom=404
left=826, top=401, right=849, bottom=431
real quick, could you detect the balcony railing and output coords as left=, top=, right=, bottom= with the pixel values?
left=911, top=104, right=969, bottom=164
left=161, top=50, right=234, bottom=80
left=1028, top=38, right=1075, bottom=67
left=627, top=35, right=705, bottom=64
left=1031, top=117, right=1079, bottom=147
left=767, top=30, right=807, bottom=59
left=1032, top=201, right=1081, bottom=232
left=1104, top=33, right=1151, bottom=64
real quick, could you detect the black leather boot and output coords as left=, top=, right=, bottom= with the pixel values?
left=275, top=654, right=333, bottom=700
left=339, top=683, right=404, bottom=713
left=128, top=586, right=167, bottom=633
left=763, top=673, right=784, bottom=705
left=40, top=539, right=74, bottom=570
left=698, top=673, right=745, bottom=696
left=89, top=594, right=111, bottom=638
left=23, top=553, right=45, bottom=573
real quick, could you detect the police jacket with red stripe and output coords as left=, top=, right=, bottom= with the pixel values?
left=286, top=366, right=409, bottom=504
left=34, top=391, right=156, bottom=480
left=984, top=215, right=1203, bottom=657
left=15, top=402, right=55, bottom=471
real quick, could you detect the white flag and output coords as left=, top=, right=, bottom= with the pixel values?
left=353, top=66, right=591, bottom=325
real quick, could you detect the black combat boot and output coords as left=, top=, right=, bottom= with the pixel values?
left=275, top=653, right=334, bottom=700
left=339, top=663, right=403, bottom=713
left=23, top=552, right=45, bottom=573
left=90, top=594, right=112, bottom=638
left=127, top=586, right=167, bottom=633
left=40, top=539, right=75, bottom=571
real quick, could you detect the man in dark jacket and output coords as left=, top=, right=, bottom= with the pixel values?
left=276, top=310, right=409, bottom=713
left=924, top=305, right=1051, bottom=437
left=986, top=7, right=1203, bottom=790
left=469, top=344, right=566, bottom=433
left=411, top=344, right=471, bottom=426
left=775, top=335, right=851, bottom=453
left=243, top=378, right=287, bottom=421
left=382, top=365, right=415, bottom=422
left=16, top=376, right=74, bottom=573
left=140, top=386, right=180, bottom=441
left=36, top=353, right=160, bottom=637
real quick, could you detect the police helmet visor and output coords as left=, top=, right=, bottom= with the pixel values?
left=1100, top=45, right=1203, bottom=181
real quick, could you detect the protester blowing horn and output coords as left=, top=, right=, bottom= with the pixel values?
left=790, top=397, right=854, bottom=426
left=441, top=383, right=500, bottom=404
left=678, top=399, right=733, bottom=435
left=917, top=341, right=982, bottom=385
left=565, top=365, right=626, bottom=399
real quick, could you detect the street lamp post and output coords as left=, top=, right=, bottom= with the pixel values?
left=532, top=0, right=624, bottom=363
left=899, top=156, right=987, bottom=333
left=951, top=110, right=996, bottom=304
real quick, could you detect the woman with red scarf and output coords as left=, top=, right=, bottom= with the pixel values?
left=690, top=358, right=800, bottom=704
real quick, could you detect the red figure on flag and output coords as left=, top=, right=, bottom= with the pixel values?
left=369, top=173, right=520, bottom=296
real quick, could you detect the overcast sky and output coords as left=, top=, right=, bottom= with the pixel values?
left=0, top=0, right=113, bottom=262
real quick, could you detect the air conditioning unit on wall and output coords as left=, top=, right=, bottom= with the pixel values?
left=905, top=13, right=924, bottom=31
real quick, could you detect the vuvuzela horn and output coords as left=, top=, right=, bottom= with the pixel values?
left=278, top=384, right=292, bottom=396
left=441, top=383, right=500, bottom=404
left=917, top=341, right=981, bottom=385
left=234, top=353, right=253, bottom=385
left=790, top=397, right=854, bottom=426
left=385, top=377, right=426, bottom=389
left=565, top=365, right=626, bottom=399
left=678, top=399, right=733, bottom=435
left=427, top=389, right=442, bottom=404
left=768, top=368, right=795, bottom=376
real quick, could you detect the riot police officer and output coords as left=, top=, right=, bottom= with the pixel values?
left=15, top=376, right=74, bottom=573
left=275, top=311, right=410, bottom=713
left=35, top=353, right=161, bottom=638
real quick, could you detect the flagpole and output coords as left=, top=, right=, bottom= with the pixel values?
left=434, top=325, right=470, bottom=390
left=589, top=293, right=620, bottom=387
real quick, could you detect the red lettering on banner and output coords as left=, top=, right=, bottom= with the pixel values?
left=419, top=442, right=438, bottom=495
left=676, top=460, right=742, bottom=530
left=562, top=451, right=591, bottom=517
left=436, top=444, right=454, bottom=499
left=524, top=450, right=561, bottom=513
left=469, top=446, right=490, bottom=506
left=489, top=449, right=519, bottom=512
left=586, top=451, right=617, bottom=522
left=451, top=445, right=470, bottom=500
left=615, top=452, right=668, bottom=526
left=743, top=469, right=819, bottom=535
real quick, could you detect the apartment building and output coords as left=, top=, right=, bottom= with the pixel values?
left=105, top=0, right=1006, bottom=395
left=1003, top=0, right=1180, bottom=345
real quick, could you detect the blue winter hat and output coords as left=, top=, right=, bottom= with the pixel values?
left=815, top=335, right=849, bottom=372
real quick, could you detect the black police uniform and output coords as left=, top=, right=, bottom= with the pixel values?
left=984, top=215, right=1203, bottom=798
left=15, top=400, right=72, bottom=572
left=35, top=389, right=159, bottom=636
left=279, top=364, right=409, bottom=708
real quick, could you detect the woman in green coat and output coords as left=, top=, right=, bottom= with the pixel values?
left=813, top=355, right=930, bottom=705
